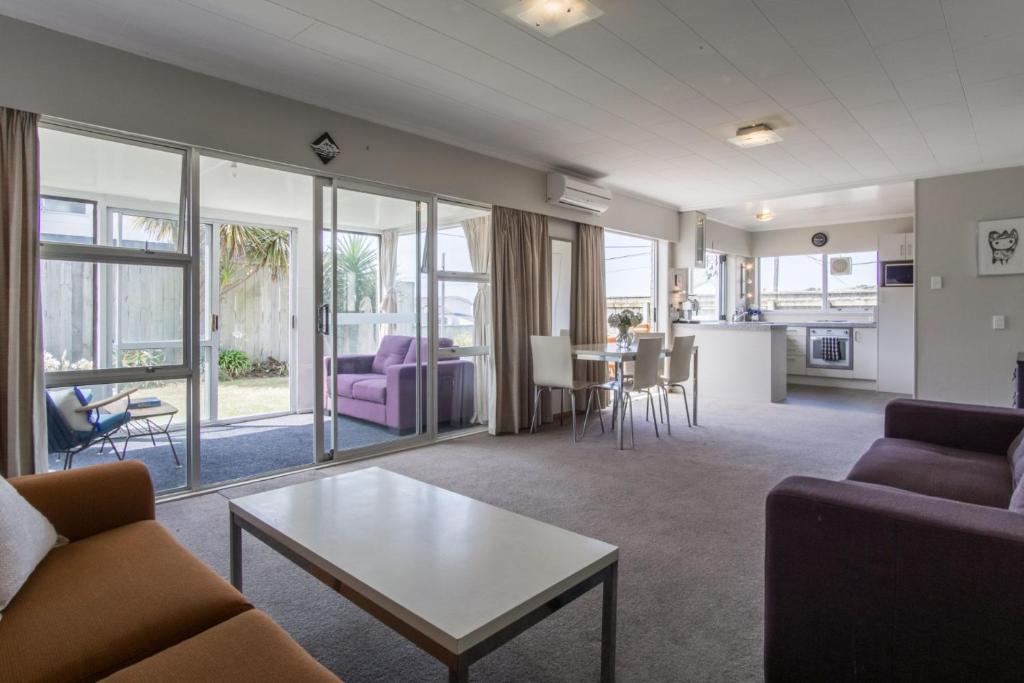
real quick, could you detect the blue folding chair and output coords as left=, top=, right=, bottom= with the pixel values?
left=46, top=388, right=135, bottom=470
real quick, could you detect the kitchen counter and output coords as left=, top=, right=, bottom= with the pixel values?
left=673, top=323, right=787, bottom=403
left=772, top=321, right=877, bottom=328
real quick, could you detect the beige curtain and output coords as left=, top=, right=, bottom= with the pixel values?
left=573, top=223, right=608, bottom=407
left=0, top=108, right=44, bottom=477
left=378, top=228, right=399, bottom=336
left=491, top=206, right=550, bottom=434
left=462, top=215, right=491, bottom=425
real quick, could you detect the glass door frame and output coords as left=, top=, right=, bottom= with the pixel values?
left=316, top=177, right=439, bottom=464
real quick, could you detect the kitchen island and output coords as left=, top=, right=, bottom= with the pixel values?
left=672, top=322, right=787, bottom=403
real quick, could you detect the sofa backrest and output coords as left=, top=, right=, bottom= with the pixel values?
left=402, top=337, right=454, bottom=365
left=372, top=335, right=415, bottom=373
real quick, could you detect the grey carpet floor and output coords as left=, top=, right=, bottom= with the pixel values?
left=157, top=387, right=890, bottom=682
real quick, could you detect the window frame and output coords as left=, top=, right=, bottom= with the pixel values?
left=757, top=251, right=878, bottom=313
left=603, top=228, right=658, bottom=331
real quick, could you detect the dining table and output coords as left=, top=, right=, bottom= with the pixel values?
left=571, top=342, right=699, bottom=450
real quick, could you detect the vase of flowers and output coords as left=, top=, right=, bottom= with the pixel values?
left=608, top=309, right=643, bottom=349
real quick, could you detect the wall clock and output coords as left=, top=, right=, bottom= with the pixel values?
left=811, top=232, right=828, bottom=248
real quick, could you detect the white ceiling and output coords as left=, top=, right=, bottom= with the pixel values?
left=6, top=0, right=1024, bottom=211
left=707, top=181, right=914, bottom=231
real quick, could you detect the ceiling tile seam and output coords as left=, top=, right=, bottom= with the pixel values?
left=648, top=0, right=847, bottom=189
left=161, top=1, right=596, bottom=145
left=841, top=0, right=948, bottom=168
left=272, top=0, right=669, bottom=148
left=935, top=0, right=983, bottom=156
left=748, top=0, right=912, bottom=175
left=176, top=0, right=316, bottom=39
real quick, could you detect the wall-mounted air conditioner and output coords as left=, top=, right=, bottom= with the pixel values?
left=546, top=173, right=612, bottom=215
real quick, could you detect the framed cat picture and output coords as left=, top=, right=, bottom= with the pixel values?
left=978, top=218, right=1024, bottom=276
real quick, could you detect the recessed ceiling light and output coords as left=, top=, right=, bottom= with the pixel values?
left=503, top=0, right=604, bottom=37
left=728, top=123, right=783, bottom=148
left=755, top=210, right=775, bottom=222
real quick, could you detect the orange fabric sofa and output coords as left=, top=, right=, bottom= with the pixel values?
left=0, top=461, right=340, bottom=683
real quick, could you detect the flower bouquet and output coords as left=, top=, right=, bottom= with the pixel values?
left=608, top=309, right=643, bottom=348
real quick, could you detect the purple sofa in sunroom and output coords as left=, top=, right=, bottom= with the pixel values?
left=323, top=335, right=475, bottom=434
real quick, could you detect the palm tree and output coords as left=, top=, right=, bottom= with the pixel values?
left=323, top=233, right=378, bottom=312
left=133, top=217, right=290, bottom=297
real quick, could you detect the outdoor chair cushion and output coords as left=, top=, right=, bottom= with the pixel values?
left=336, top=373, right=380, bottom=399
left=101, top=610, right=340, bottom=683
left=847, top=437, right=1012, bottom=508
left=351, top=378, right=387, bottom=404
left=51, top=388, right=94, bottom=433
left=371, top=336, right=413, bottom=374
left=0, top=520, right=252, bottom=683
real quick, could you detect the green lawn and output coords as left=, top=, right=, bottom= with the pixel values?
left=131, top=376, right=290, bottom=424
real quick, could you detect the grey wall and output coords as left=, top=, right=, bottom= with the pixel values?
left=751, top=216, right=912, bottom=257
left=916, top=168, right=1024, bottom=407
left=0, top=16, right=678, bottom=240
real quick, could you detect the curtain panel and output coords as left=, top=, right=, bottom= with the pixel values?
left=378, top=228, right=399, bottom=336
left=0, top=108, right=44, bottom=477
left=572, top=223, right=608, bottom=406
left=490, top=206, right=550, bottom=434
left=461, top=215, right=491, bottom=425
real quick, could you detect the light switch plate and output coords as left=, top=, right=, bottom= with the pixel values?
left=930, top=276, right=942, bottom=289
left=993, top=315, right=1006, bottom=330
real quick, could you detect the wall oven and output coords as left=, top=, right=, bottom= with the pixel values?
left=807, top=327, right=853, bottom=370
left=881, top=260, right=914, bottom=287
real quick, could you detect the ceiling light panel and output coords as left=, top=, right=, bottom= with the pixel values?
left=504, top=0, right=605, bottom=38
left=727, top=123, right=783, bottom=148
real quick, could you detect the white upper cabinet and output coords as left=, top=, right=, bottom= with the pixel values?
left=879, top=233, right=914, bottom=261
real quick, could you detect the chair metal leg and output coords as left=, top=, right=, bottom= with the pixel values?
left=647, top=391, right=659, bottom=438
left=681, top=386, right=692, bottom=428
left=560, top=390, right=565, bottom=427
left=646, top=395, right=651, bottom=422
left=663, top=387, right=672, bottom=435
left=596, top=389, right=605, bottom=433
left=529, top=386, right=541, bottom=433
left=622, top=395, right=630, bottom=448
left=657, top=386, right=665, bottom=424
left=570, top=392, right=578, bottom=443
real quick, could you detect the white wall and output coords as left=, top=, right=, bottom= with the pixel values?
left=750, top=217, right=912, bottom=257
left=0, top=16, right=678, bottom=240
left=915, top=167, right=1024, bottom=407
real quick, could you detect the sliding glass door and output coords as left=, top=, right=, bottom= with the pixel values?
left=320, top=181, right=431, bottom=459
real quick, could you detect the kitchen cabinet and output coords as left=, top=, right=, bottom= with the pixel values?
left=785, top=327, right=807, bottom=375
left=852, top=328, right=878, bottom=380
left=879, top=233, right=915, bottom=261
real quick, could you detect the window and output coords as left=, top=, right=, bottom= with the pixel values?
left=692, top=252, right=725, bottom=321
left=827, top=252, right=878, bottom=308
left=605, top=231, right=655, bottom=335
left=759, top=252, right=877, bottom=310
left=759, top=254, right=824, bottom=311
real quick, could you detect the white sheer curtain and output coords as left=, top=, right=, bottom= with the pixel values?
left=462, top=216, right=491, bottom=425
left=378, top=228, right=399, bottom=336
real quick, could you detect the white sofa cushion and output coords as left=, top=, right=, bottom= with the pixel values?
left=0, top=475, right=59, bottom=614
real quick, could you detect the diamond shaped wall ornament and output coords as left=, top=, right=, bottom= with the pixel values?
left=311, top=132, right=340, bottom=164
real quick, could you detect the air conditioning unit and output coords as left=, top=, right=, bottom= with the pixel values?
left=546, top=173, right=612, bottom=215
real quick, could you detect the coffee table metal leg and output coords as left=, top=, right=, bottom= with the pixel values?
left=448, top=656, right=469, bottom=683
left=601, top=561, right=618, bottom=683
left=230, top=513, right=243, bottom=592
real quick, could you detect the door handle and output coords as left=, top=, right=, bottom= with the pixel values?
left=316, top=304, right=330, bottom=335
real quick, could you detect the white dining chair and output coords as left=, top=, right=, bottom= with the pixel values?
left=659, top=335, right=696, bottom=433
left=604, top=336, right=663, bottom=447
left=529, top=335, right=605, bottom=443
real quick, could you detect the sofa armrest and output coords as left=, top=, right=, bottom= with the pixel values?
left=9, top=461, right=155, bottom=542
left=885, top=398, right=1024, bottom=455
left=765, top=476, right=1024, bottom=682
left=324, top=354, right=375, bottom=376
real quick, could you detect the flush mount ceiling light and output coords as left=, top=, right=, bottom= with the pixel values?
left=728, top=123, right=783, bottom=148
left=754, top=210, right=775, bottom=222
left=503, top=0, right=604, bottom=37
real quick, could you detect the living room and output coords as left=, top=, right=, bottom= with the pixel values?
left=2, top=2, right=1024, bottom=681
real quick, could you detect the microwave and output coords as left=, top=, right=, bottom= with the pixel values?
left=881, top=261, right=914, bottom=287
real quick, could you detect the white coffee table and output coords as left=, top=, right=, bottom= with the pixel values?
left=229, top=467, right=619, bottom=682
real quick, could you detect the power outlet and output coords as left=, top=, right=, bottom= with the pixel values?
left=993, top=315, right=1006, bottom=330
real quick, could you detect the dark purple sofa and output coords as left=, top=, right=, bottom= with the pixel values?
left=323, top=335, right=474, bottom=433
left=765, top=399, right=1024, bottom=682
